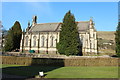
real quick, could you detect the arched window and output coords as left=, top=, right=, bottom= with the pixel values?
left=50, top=36, right=54, bottom=47
left=25, top=36, right=29, bottom=46
left=33, top=36, right=37, bottom=47
left=41, top=36, right=44, bottom=47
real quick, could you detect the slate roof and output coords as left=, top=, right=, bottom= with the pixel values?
left=77, top=21, right=89, bottom=31
left=29, top=21, right=90, bottom=32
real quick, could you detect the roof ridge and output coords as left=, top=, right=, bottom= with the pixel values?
left=77, top=21, right=89, bottom=23
left=35, top=21, right=89, bottom=25
left=37, top=22, right=60, bottom=25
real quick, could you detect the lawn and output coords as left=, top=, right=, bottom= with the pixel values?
left=1, top=64, right=119, bottom=78
left=44, top=66, right=118, bottom=78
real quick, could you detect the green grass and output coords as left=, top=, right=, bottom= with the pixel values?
left=1, top=64, right=24, bottom=68
left=1, top=64, right=119, bottom=78
left=45, top=67, right=118, bottom=78
left=2, top=64, right=60, bottom=77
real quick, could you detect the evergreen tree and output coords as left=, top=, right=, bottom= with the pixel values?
left=4, top=29, right=14, bottom=51
left=4, top=21, right=22, bottom=51
left=12, top=21, right=22, bottom=50
left=57, top=10, right=81, bottom=56
left=115, top=22, right=120, bottom=57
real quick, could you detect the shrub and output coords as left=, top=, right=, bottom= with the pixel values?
left=1, top=56, right=118, bottom=66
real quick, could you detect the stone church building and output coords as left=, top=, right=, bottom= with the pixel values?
left=20, top=16, right=98, bottom=56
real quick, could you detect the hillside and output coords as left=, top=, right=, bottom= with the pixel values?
left=97, top=31, right=116, bottom=55
left=97, top=31, right=115, bottom=41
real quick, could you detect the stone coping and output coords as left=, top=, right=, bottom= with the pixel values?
left=1, top=52, right=118, bottom=59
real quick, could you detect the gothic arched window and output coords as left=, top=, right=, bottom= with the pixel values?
left=41, top=36, right=45, bottom=47
left=33, top=36, right=37, bottom=47
left=25, top=36, right=29, bottom=46
left=50, top=36, right=54, bottom=47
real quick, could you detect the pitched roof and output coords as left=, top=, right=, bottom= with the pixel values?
left=29, top=21, right=90, bottom=32
left=30, top=23, right=60, bottom=32
left=77, top=21, right=89, bottom=31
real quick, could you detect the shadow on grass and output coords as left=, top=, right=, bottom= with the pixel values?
left=2, top=58, right=65, bottom=79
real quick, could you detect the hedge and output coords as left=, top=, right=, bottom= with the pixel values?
left=1, top=56, right=119, bottom=66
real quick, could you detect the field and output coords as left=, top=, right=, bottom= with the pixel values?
left=99, top=49, right=115, bottom=55
left=1, top=64, right=119, bottom=78
left=97, top=31, right=115, bottom=41
left=97, top=31, right=116, bottom=55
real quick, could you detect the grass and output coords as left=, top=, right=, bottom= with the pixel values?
left=1, top=64, right=24, bottom=68
left=99, top=49, right=115, bottom=54
left=44, top=66, right=118, bottom=78
left=1, top=64, right=119, bottom=78
left=97, top=31, right=115, bottom=41
left=2, top=64, right=60, bottom=77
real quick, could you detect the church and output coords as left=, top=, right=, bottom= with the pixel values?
left=20, top=16, right=98, bottom=56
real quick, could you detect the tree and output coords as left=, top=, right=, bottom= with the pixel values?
left=4, top=29, right=14, bottom=51
left=12, top=21, right=22, bottom=50
left=57, top=10, right=81, bottom=56
left=115, top=22, right=120, bottom=57
left=4, top=21, right=22, bottom=51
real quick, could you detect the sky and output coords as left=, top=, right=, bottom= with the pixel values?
left=2, top=2, right=118, bottom=31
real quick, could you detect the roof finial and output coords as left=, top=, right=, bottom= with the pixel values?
left=89, top=17, right=94, bottom=29
left=90, top=17, right=93, bottom=21
left=28, top=21, right=30, bottom=27
left=32, top=15, right=37, bottom=26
